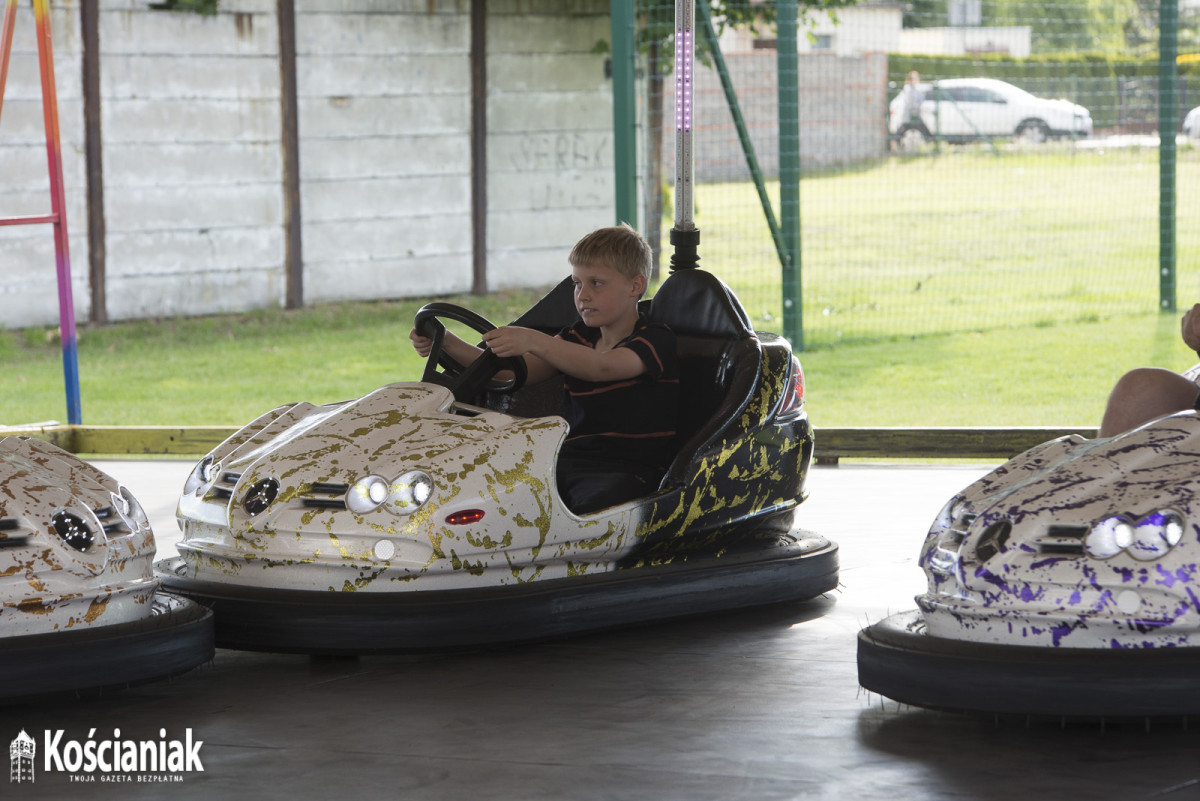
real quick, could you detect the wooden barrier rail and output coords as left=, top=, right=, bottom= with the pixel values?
left=1, top=423, right=1098, bottom=463
left=812, top=426, right=1097, bottom=465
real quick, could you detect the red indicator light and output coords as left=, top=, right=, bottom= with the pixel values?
left=445, top=509, right=485, bottom=525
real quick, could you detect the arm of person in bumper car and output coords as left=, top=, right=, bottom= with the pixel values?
left=410, top=326, right=560, bottom=386
left=483, top=327, right=646, bottom=384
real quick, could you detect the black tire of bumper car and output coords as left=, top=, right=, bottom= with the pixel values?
left=858, top=609, right=1200, bottom=718
left=0, top=592, right=214, bottom=702
left=156, top=536, right=838, bottom=655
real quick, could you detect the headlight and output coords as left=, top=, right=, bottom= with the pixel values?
left=347, top=475, right=391, bottom=515
left=390, top=471, right=433, bottom=513
left=346, top=471, right=435, bottom=516
left=183, top=455, right=218, bottom=494
left=920, top=495, right=972, bottom=577
left=111, top=486, right=150, bottom=534
left=1085, top=510, right=1183, bottom=561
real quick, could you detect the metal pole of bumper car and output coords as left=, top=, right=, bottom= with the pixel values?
left=669, top=0, right=699, bottom=273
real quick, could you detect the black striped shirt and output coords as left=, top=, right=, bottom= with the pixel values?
left=558, top=318, right=680, bottom=476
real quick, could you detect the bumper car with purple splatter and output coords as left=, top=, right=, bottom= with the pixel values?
left=156, top=269, right=838, bottom=654
left=0, top=436, right=213, bottom=701
left=858, top=412, right=1200, bottom=717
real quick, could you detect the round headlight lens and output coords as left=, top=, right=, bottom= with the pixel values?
left=1086, top=517, right=1129, bottom=559
left=1164, top=512, right=1184, bottom=546
left=391, top=471, right=434, bottom=513
left=347, top=475, right=391, bottom=515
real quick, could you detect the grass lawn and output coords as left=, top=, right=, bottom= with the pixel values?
left=2, top=295, right=1192, bottom=429
left=696, top=145, right=1199, bottom=347
left=4, top=146, right=1196, bottom=429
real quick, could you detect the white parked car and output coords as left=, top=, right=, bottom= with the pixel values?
left=890, top=77, right=1093, bottom=148
left=1184, top=105, right=1200, bottom=139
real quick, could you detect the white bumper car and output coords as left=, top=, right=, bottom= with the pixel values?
left=0, top=436, right=213, bottom=701
left=858, top=412, right=1200, bottom=717
left=158, top=268, right=838, bottom=653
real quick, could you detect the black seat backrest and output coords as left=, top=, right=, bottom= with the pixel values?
left=508, top=276, right=578, bottom=334
left=647, top=269, right=761, bottom=486
left=646, top=268, right=753, bottom=339
left=482, top=278, right=578, bottom=417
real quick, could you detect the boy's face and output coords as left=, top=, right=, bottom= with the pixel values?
left=571, top=261, right=646, bottom=329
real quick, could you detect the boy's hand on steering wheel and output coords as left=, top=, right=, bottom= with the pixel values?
left=409, top=328, right=433, bottom=358
left=481, top=326, right=542, bottom=359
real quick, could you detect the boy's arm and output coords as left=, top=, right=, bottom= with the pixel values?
left=411, top=326, right=561, bottom=385
left=483, top=327, right=646, bottom=383
left=409, top=327, right=484, bottom=364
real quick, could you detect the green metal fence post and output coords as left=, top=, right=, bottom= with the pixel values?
left=611, top=0, right=637, bottom=228
left=1160, top=0, right=1178, bottom=313
left=777, top=0, right=801, bottom=350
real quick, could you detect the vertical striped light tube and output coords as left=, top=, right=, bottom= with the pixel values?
left=672, top=0, right=694, bottom=232
left=669, top=0, right=699, bottom=272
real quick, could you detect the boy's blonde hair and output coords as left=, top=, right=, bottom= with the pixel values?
left=568, top=224, right=653, bottom=292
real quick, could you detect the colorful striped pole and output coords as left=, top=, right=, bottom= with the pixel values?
left=0, top=0, right=18, bottom=124
left=0, top=1, right=81, bottom=423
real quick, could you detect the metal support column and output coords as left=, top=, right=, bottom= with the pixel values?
left=1159, top=0, right=1178, bottom=313
left=777, top=0, right=802, bottom=350
left=278, top=0, right=304, bottom=309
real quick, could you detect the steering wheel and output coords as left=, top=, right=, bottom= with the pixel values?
left=413, top=303, right=528, bottom=402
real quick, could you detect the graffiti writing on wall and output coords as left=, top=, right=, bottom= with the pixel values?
left=511, top=133, right=609, bottom=210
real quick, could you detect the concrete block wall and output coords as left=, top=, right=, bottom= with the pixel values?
left=0, top=0, right=614, bottom=328
left=688, top=50, right=889, bottom=183
left=486, top=1, right=613, bottom=290
left=99, top=0, right=285, bottom=321
left=0, top=1, right=89, bottom=329
left=297, top=0, right=473, bottom=303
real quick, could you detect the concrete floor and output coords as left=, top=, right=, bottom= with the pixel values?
left=4, top=460, right=1200, bottom=800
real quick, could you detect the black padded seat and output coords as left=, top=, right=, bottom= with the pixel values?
left=485, top=268, right=760, bottom=503
left=646, top=268, right=754, bottom=339
left=646, top=269, right=761, bottom=487
left=508, top=276, right=579, bottom=335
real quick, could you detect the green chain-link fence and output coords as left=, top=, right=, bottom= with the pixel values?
left=632, top=1, right=1199, bottom=349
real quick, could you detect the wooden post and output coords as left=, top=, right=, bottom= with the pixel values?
left=278, top=0, right=303, bottom=308
left=81, top=0, right=106, bottom=324
left=470, top=0, right=487, bottom=294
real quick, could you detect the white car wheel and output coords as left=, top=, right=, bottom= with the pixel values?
left=1017, top=120, right=1049, bottom=145
left=898, top=126, right=927, bottom=152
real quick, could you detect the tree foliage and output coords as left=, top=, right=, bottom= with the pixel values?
left=633, top=0, right=861, bottom=73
